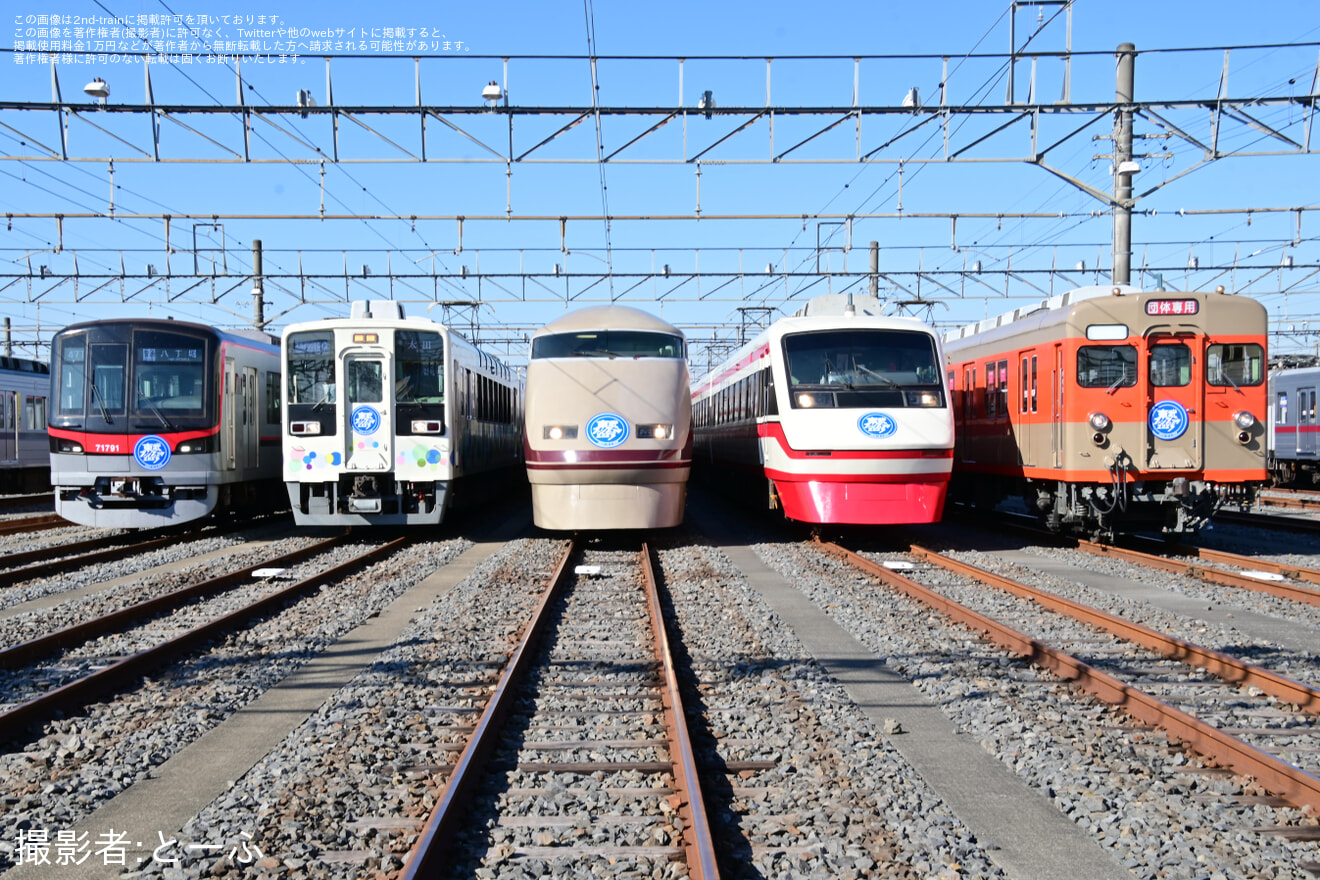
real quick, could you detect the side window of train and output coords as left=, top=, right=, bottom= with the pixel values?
left=1277, top=392, right=1288, bottom=424
left=996, top=360, right=1008, bottom=418
left=1020, top=358, right=1029, bottom=414
left=266, top=372, right=280, bottom=424
left=985, top=362, right=997, bottom=419
left=1030, top=355, right=1038, bottom=413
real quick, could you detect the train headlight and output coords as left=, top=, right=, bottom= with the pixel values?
left=543, top=425, right=579, bottom=440
left=904, top=390, right=943, bottom=407
left=175, top=437, right=213, bottom=454
left=636, top=424, right=672, bottom=439
left=290, top=421, right=322, bottom=436
left=411, top=420, right=444, bottom=434
left=1232, top=411, right=1256, bottom=430
left=1088, top=412, right=1111, bottom=431
left=795, top=393, right=835, bottom=408
left=54, top=439, right=84, bottom=453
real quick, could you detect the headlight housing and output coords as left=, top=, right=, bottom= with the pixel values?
left=543, top=425, right=579, bottom=440
left=1088, top=412, right=1111, bottom=431
left=794, top=392, right=835, bottom=409
left=635, top=424, right=672, bottom=439
left=175, top=437, right=213, bottom=454
left=904, top=390, right=944, bottom=408
left=1233, top=411, right=1256, bottom=429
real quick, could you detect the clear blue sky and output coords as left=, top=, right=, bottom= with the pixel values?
left=2, top=0, right=1318, bottom=362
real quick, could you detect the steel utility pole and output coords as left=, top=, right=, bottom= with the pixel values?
left=1113, top=43, right=1136, bottom=286
left=252, top=239, right=265, bottom=328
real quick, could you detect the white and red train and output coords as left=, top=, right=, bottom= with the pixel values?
left=692, top=294, right=955, bottom=524
left=48, top=318, right=282, bottom=528
left=943, top=285, right=1268, bottom=539
left=524, top=305, right=691, bottom=530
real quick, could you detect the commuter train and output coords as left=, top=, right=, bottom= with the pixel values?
left=1267, top=363, right=1320, bottom=486
left=524, top=305, right=691, bottom=530
left=943, top=285, right=1268, bottom=540
left=48, top=318, right=283, bottom=528
left=0, top=355, right=51, bottom=493
left=692, top=294, right=955, bottom=524
left=283, top=301, right=523, bottom=525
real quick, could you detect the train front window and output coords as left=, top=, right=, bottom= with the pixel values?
left=1207, top=343, right=1264, bottom=387
left=783, top=329, right=943, bottom=408
left=89, top=343, right=128, bottom=418
left=348, top=360, right=383, bottom=403
left=1149, top=344, right=1191, bottom=387
left=532, top=330, right=684, bottom=359
left=133, top=331, right=206, bottom=417
left=395, top=331, right=445, bottom=404
left=1077, top=345, right=1137, bottom=389
left=287, top=331, right=336, bottom=405
left=55, top=335, right=87, bottom=417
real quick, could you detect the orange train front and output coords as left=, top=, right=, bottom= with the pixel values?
left=943, top=285, right=1268, bottom=540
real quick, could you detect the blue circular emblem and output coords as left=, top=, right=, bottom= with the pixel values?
left=586, top=413, right=630, bottom=449
left=1149, top=400, right=1189, bottom=441
left=351, top=406, right=381, bottom=435
left=133, top=434, right=172, bottom=470
left=857, top=412, right=897, bottom=439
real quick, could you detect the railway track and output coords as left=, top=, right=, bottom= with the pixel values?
left=819, top=538, right=1320, bottom=815
left=0, top=533, right=408, bottom=740
left=401, top=539, right=719, bottom=878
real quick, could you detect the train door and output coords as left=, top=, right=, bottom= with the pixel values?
left=0, top=393, right=13, bottom=462
left=1301, top=387, right=1318, bottom=457
left=1051, top=345, right=1063, bottom=468
left=343, top=353, right=391, bottom=471
left=1144, top=335, right=1201, bottom=470
left=223, top=357, right=237, bottom=470
left=240, top=366, right=259, bottom=470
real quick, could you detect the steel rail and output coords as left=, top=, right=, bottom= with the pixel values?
left=399, top=540, right=577, bottom=880
left=0, top=514, right=64, bottom=536
left=817, top=539, right=1320, bottom=813
left=1165, top=544, right=1320, bottom=588
left=1215, top=510, right=1320, bottom=535
left=641, top=542, right=721, bottom=880
left=0, top=535, right=411, bottom=742
left=905, top=543, right=1320, bottom=713
left=0, top=531, right=188, bottom=587
left=0, top=534, right=347, bottom=668
left=1074, top=539, right=1320, bottom=607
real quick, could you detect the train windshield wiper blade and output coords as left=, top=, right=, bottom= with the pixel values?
left=139, top=396, right=176, bottom=431
left=573, top=349, right=623, bottom=359
left=90, top=383, right=113, bottom=425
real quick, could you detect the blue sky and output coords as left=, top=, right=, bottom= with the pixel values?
left=2, top=0, right=1318, bottom=363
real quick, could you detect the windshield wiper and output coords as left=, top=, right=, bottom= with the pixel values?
left=573, top=349, right=623, bottom=359
left=1106, top=372, right=1129, bottom=395
left=311, top=390, right=335, bottom=411
left=138, top=396, right=176, bottom=431
left=1215, top=368, right=1240, bottom=391
left=90, top=383, right=113, bottom=425
left=855, top=364, right=898, bottom=387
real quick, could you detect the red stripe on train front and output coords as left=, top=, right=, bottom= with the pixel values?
left=770, top=476, right=948, bottom=524
left=48, top=425, right=220, bottom=453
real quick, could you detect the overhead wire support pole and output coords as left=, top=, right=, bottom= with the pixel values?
left=1113, top=42, right=1136, bottom=286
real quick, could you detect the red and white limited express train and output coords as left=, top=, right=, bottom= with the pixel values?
left=692, top=294, right=954, bottom=524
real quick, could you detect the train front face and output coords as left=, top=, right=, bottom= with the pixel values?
left=768, top=319, right=955, bottom=524
left=525, top=316, right=691, bottom=530
left=1063, top=291, right=1268, bottom=532
left=284, top=324, right=450, bottom=525
left=48, top=321, right=229, bottom=527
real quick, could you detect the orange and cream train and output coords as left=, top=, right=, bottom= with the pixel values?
left=692, top=294, right=955, bottom=524
left=943, top=284, right=1267, bottom=540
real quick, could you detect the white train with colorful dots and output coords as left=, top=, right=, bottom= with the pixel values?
left=523, top=305, right=691, bottom=530
left=48, top=318, right=282, bottom=528
left=281, top=301, right=523, bottom=526
left=692, top=294, right=954, bottom=524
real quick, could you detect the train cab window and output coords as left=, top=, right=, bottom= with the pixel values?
left=56, top=335, right=87, bottom=417
left=1206, top=343, right=1264, bottom=387
left=532, top=330, right=684, bottom=359
left=1149, top=344, right=1191, bottom=387
left=90, top=343, right=128, bottom=416
left=134, top=331, right=207, bottom=416
left=395, top=331, right=445, bottom=404
left=287, top=331, right=336, bottom=405
left=1077, top=345, right=1137, bottom=389
left=783, top=329, right=943, bottom=408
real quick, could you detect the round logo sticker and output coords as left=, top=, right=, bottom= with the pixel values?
left=351, top=406, right=381, bottom=435
left=1149, top=400, right=1189, bottom=441
left=133, top=434, right=172, bottom=470
left=586, top=413, right=629, bottom=449
left=857, top=412, right=897, bottom=439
